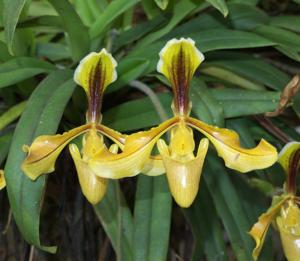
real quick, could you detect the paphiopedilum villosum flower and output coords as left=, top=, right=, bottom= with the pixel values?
left=21, top=49, right=159, bottom=204
left=84, top=38, right=277, bottom=207
left=249, top=142, right=300, bottom=261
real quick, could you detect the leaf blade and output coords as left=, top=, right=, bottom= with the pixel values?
left=5, top=70, right=76, bottom=252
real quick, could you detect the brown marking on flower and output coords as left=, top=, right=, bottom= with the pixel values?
left=287, top=148, right=300, bottom=194
left=88, top=59, right=106, bottom=123
left=170, top=45, right=192, bottom=115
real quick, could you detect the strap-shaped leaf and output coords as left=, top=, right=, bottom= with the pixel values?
left=5, top=70, right=76, bottom=252
left=0, top=57, right=55, bottom=88
left=206, top=0, right=228, bottom=17
left=132, top=175, right=172, bottom=261
left=3, top=0, right=29, bottom=54
left=93, top=181, right=134, bottom=260
left=48, top=0, right=90, bottom=62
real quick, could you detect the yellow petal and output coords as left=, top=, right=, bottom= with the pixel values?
left=0, top=170, right=5, bottom=190
left=278, top=141, right=300, bottom=173
left=157, top=38, right=204, bottom=115
left=74, top=49, right=117, bottom=122
left=69, top=143, right=108, bottom=205
left=277, top=200, right=300, bottom=261
left=22, top=124, right=91, bottom=180
left=89, top=117, right=178, bottom=179
left=74, top=49, right=117, bottom=95
left=187, top=117, right=278, bottom=172
left=249, top=196, right=289, bottom=260
left=69, top=130, right=119, bottom=204
left=157, top=123, right=208, bottom=207
left=158, top=137, right=209, bottom=208
left=141, top=155, right=165, bottom=176
left=95, top=124, right=125, bottom=149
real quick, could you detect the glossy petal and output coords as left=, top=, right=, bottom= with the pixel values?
left=74, top=49, right=117, bottom=95
left=69, top=130, right=117, bottom=204
left=276, top=200, right=300, bottom=261
left=158, top=128, right=209, bottom=208
left=0, top=170, right=5, bottom=190
left=141, top=155, right=165, bottom=176
left=22, top=124, right=91, bottom=180
left=89, top=118, right=178, bottom=179
left=157, top=38, right=204, bottom=115
left=249, top=196, right=289, bottom=260
left=187, top=117, right=278, bottom=172
left=69, top=143, right=108, bottom=204
left=278, top=142, right=300, bottom=194
left=74, top=49, right=117, bottom=122
left=278, top=141, right=300, bottom=174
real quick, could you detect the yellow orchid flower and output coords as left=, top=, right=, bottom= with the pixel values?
left=249, top=142, right=300, bottom=261
left=22, top=49, right=126, bottom=204
left=88, top=38, right=278, bottom=208
left=0, top=170, right=5, bottom=190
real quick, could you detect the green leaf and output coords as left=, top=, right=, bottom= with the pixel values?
left=0, top=40, right=13, bottom=62
left=204, top=153, right=254, bottom=261
left=94, top=181, right=133, bottom=260
left=267, top=26, right=300, bottom=49
left=4, top=70, right=76, bottom=253
left=154, top=0, right=169, bottom=10
left=17, top=15, right=62, bottom=29
left=189, top=29, right=274, bottom=51
left=227, top=3, right=268, bottom=30
left=133, top=175, right=171, bottom=261
left=270, top=16, right=300, bottom=34
left=103, top=93, right=172, bottom=131
left=73, top=0, right=97, bottom=26
left=164, top=14, right=226, bottom=40
left=148, top=176, right=172, bottom=261
left=276, top=46, right=300, bottom=62
left=36, top=43, right=70, bottom=61
left=89, top=0, right=140, bottom=39
left=112, top=15, right=166, bottom=52
left=183, top=183, right=229, bottom=261
left=28, top=1, right=57, bottom=16
left=108, top=58, right=150, bottom=93
left=201, top=65, right=265, bottom=91
left=0, top=57, right=55, bottom=88
left=0, top=133, right=12, bottom=165
left=48, top=0, right=90, bottom=61
left=141, top=0, right=162, bottom=19
left=133, top=175, right=153, bottom=261
left=206, top=0, right=228, bottom=17
left=254, top=25, right=300, bottom=51
left=205, top=51, right=290, bottom=90
left=191, top=78, right=224, bottom=126
left=210, top=88, right=280, bottom=118
left=138, top=0, right=201, bottom=47
left=0, top=101, right=26, bottom=131
left=3, top=0, right=29, bottom=54
left=134, top=29, right=274, bottom=57
left=129, top=29, right=274, bottom=76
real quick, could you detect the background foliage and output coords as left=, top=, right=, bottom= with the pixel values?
left=0, top=0, right=300, bottom=260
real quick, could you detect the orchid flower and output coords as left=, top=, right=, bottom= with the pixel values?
left=0, top=170, right=5, bottom=190
left=22, top=49, right=126, bottom=204
left=249, top=142, right=300, bottom=261
left=87, top=38, right=278, bottom=207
